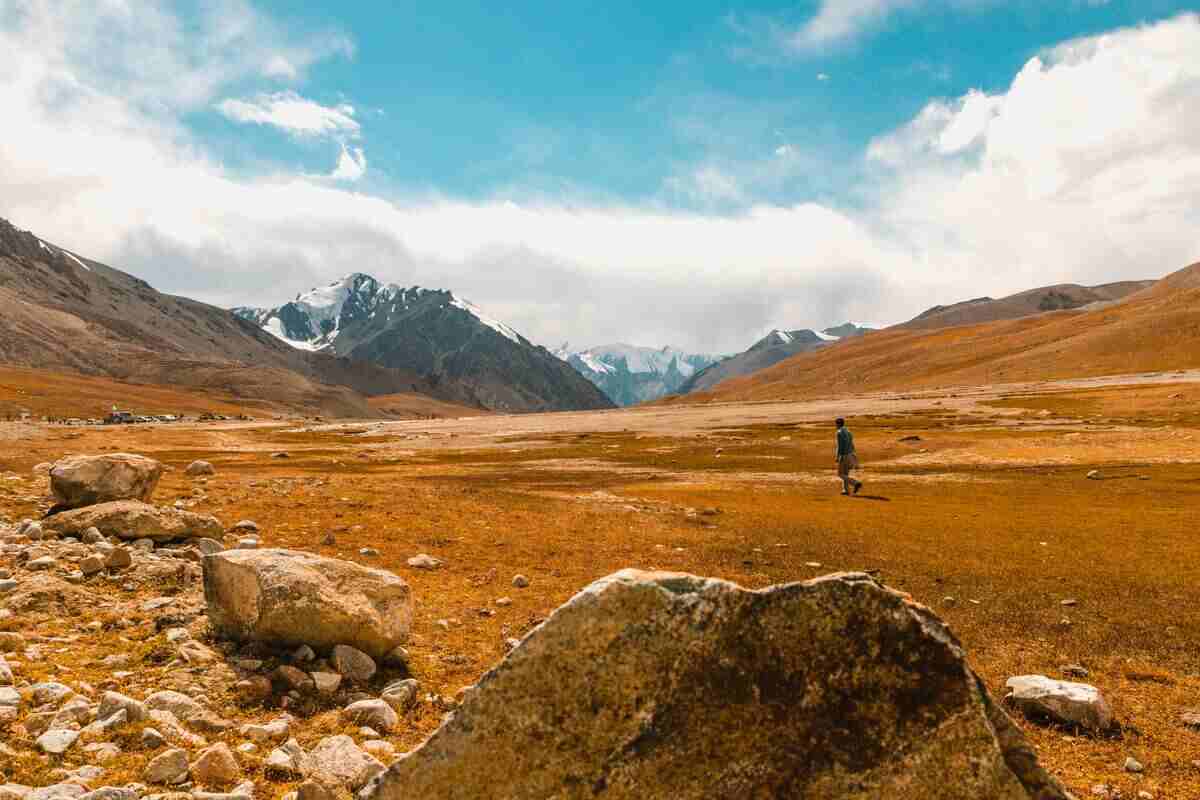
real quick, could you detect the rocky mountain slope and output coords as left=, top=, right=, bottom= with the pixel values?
left=679, top=262, right=1200, bottom=402
left=899, top=281, right=1153, bottom=331
left=236, top=275, right=612, bottom=413
left=678, top=324, right=872, bottom=395
left=0, top=219, right=458, bottom=417
left=553, top=344, right=721, bottom=406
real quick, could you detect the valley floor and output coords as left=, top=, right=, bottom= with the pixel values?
left=3, top=371, right=1200, bottom=797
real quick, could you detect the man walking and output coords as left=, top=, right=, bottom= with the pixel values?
left=835, top=418, right=863, bottom=496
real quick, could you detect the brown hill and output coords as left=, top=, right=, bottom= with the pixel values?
left=899, top=281, right=1153, bottom=331
left=680, top=262, right=1200, bottom=403
left=0, top=218, right=469, bottom=417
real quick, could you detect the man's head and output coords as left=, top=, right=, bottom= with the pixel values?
left=835, top=418, right=845, bottom=428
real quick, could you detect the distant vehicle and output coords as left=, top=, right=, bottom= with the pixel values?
left=105, top=410, right=134, bottom=424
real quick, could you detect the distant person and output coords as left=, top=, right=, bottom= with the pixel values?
left=835, top=418, right=863, bottom=496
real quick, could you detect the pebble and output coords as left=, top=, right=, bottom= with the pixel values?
left=512, top=574, right=530, bottom=588
left=407, top=554, right=443, bottom=570
left=1124, top=756, right=1144, bottom=773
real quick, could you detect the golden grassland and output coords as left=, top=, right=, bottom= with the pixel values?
left=2, top=379, right=1199, bottom=797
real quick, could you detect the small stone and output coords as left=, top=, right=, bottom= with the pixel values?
left=239, top=717, right=290, bottom=745
left=81, top=527, right=104, bottom=544
left=131, top=538, right=155, bottom=552
left=406, top=554, right=443, bottom=570
left=144, top=748, right=190, bottom=785
left=381, top=679, right=420, bottom=713
left=191, top=743, right=241, bottom=786
left=310, top=672, right=342, bottom=697
left=1060, top=598, right=1078, bottom=607
left=272, top=665, right=313, bottom=693
left=512, top=574, right=530, bottom=588
left=235, top=538, right=258, bottom=550
left=296, top=779, right=337, bottom=800
left=359, top=548, right=379, bottom=557
left=1181, top=710, right=1200, bottom=729
left=307, top=736, right=384, bottom=790
left=1124, top=756, right=1144, bottom=773
left=26, top=556, right=57, bottom=571
left=1086, top=470, right=1102, bottom=480
left=105, top=548, right=133, bottom=570
left=141, top=728, right=166, bottom=748
left=36, top=729, right=80, bottom=754
left=232, top=520, right=259, bottom=532
left=1006, top=675, right=1113, bottom=732
left=331, top=644, right=376, bottom=683
left=292, top=644, right=315, bottom=663
left=83, top=742, right=121, bottom=764
left=383, top=645, right=409, bottom=668
left=342, top=699, right=398, bottom=733
left=79, top=556, right=105, bottom=576
left=234, top=676, right=273, bottom=704
left=1061, top=664, right=1090, bottom=679
left=186, top=461, right=215, bottom=477
left=98, top=690, right=148, bottom=723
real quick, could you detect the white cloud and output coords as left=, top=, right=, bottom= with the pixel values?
left=792, top=0, right=924, bottom=50
left=216, top=91, right=360, bottom=138
left=328, top=145, right=367, bottom=181
left=2, top=4, right=1199, bottom=354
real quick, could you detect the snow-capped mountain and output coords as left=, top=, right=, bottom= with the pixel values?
left=555, top=343, right=722, bottom=406
left=235, top=274, right=613, bottom=413
left=679, top=323, right=874, bottom=394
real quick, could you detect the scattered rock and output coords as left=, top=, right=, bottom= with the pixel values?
left=1180, top=710, right=1200, bottom=730
left=98, top=690, right=148, bottom=723
left=36, top=729, right=80, bottom=755
left=362, top=569, right=1070, bottom=800
left=1086, top=470, right=1102, bottom=480
left=44, top=501, right=223, bottom=543
left=240, top=717, right=290, bottom=745
left=145, top=748, right=190, bottom=785
left=310, top=672, right=342, bottom=697
left=232, top=521, right=259, bottom=532
left=105, top=548, right=133, bottom=570
left=511, top=574, right=529, bottom=588
left=1005, top=675, right=1114, bottom=732
left=1061, top=664, right=1090, bottom=679
left=79, top=555, right=105, bottom=576
left=203, top=549, right=411, bottom=660
left=296, top=778, right=338, bottom=800
left=406, top=554, right=442, bottom=570
left=308, top=736, right=384, bottom=790
left=50, top=453, right=164, bottom=510
left=191, top=743, right=241, bottom=787
left=342, top=699, right=398, bottom=733
left=331, top=644, right=377, bottom=683
left=186, top=461, right=216, bottom=477
left=141, top=728, right=166, bottom=749
left=1124, top=756, right=1144, bottom=773
left=81, top=527, right=103, bottom=544
left=381, top=679, right=419, bottom=713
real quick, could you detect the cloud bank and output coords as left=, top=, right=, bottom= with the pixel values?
left=1, top=2, right=1198, bottom=354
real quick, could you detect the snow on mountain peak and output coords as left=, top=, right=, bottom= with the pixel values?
left=449, top=294, right=524, bottom=344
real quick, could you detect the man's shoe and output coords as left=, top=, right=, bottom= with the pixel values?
left=853, top=482, right=863, bottom=495
left=840, top=490, right=850, bottom=496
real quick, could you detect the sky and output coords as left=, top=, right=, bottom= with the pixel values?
left=2, top=0, right=1199, bottom=354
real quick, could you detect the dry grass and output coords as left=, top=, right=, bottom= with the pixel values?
left=3, top=381, right=1200, bottom=797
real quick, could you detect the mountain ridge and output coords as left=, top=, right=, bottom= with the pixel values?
left=236, top=273, right=613, bottom=413
left=553, top=343, right=722, bottom=406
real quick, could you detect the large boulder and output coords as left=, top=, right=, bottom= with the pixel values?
left=361, top=570, right=1070, bottom=800
left=43, top=501, right=223, bottom=543
left=50, top=454, right=163, bottom=509
left=202, top=549, right=412, bottom=660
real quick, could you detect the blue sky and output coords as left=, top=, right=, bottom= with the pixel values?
left=3, top=1, right=1200, bottom=352
left=196, top=0, right=1194, bottom=208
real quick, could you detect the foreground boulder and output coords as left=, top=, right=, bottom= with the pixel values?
left=203, top=549, right=412, bottom=660
left=43, top=501, right=223, bottom=543
left=361, top=570, right=1069, bottom=800
left=50, top=454, right=163, bottom=510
